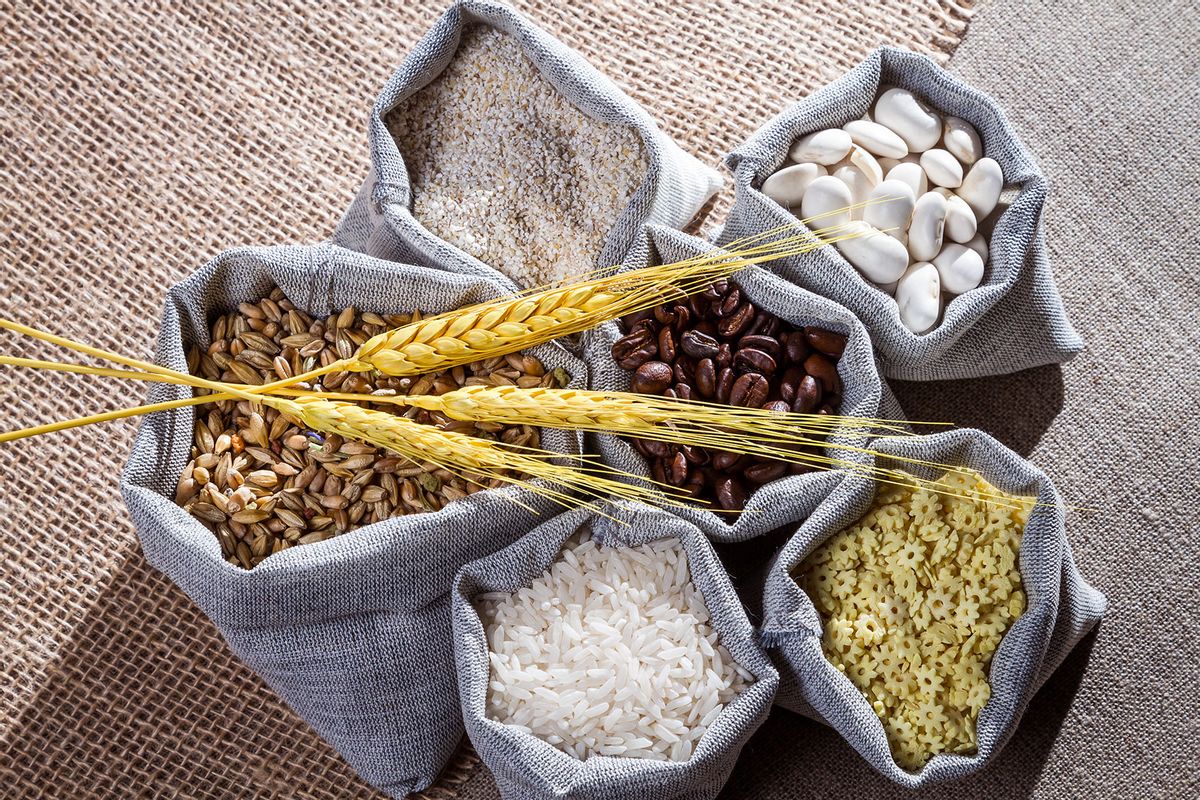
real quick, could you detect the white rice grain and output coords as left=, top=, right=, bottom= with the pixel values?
left=477, top=532, right=750, bottom=762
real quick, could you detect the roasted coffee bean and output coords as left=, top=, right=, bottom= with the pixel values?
left=669, top=451, right=689, bottom=485
left=719, top=288, right=741, bottom=317
left=718, top=302, right=755, bottom=338
left=746, top=312, right=782, bottom=338
left=612, top=328, right=652, bottom=359
left=616, top=347, right=656, bottom=370
left=803, top=352, right=842, bottom=394
left=805, top=327, right=847, bottom=357
left=695, top=358, right=716, bottom=398
left=616, top=279, right=847, bottom=512
left=620, top=309, right=653, bottom=331
left=744, top=461, right=788, bottom=484
left=680, top=330, right=719, bottom=359
left=729, top=373, right=769, bottom=407
left=715, top=476, right=748, bottom=511
left=658, top=327, right=677, bottom=362
left=792, top=374, right=822, bottom=413
left=632, top=361, right=673, bottom=393
left=715, top=367, right=735, bottom=403
left=739, top=334, right=781, bottom=357
left=712, top=451, right=743, bottom=472
left=673, top=358, right=694, bottom=385
left=733, top=347, right=777, bottom=376
left=784, top=330, right=810, bottom=364
left=780, top=365, right=804, bottom=404
left=638, top=437, right=672, bottom=458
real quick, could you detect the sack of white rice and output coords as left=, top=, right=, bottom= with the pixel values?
left=121, top=242, right=586, bottom=798
left=759, top=429, right=1105, bottom=786
left=720, top=46, right=1083, bottom=381
left=584, top=225, right=887, bottom=544
left=451, top=506, right=779, bottom=800
left=333, top=0, right=721, bottom=291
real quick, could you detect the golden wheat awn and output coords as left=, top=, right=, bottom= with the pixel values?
left=1, top=219, right=867, bottom=424
left=277, top=396, right=694, bottom=513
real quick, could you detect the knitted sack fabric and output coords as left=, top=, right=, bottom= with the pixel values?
left=333, top=0, right=721, bottom=291
left=121, top=242, right=586, bottom=798
left=759, top=429, right=1105, bottom=786
left=583, top=225, right=886, bottom=543
left=451, top=505, right=779, bottom=800
left=721, top=46, right=1083, bottom=381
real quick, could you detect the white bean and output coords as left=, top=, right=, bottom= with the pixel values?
left=944, top=195, right=978, bottom=243
left=832, top=165, right=872, bottom=219
left=789, top=129, right=853, bottom=165
left=908, top=192, right=948, bottom=262
left=920, top=148, right=964, bottom=189
left=958, top=157, right=1003, bottom=218
left=863, top=179, right=916, bottom=235
left=842, top=119, right=909, bottom=159
left=885, top=162, right=928, bottom=198
left=895, top=262, right=942, bottom=334
left=965, top=232, right=989, bottom=262
left=943, top=117, right=983, bottom=165
left=848, top=146, right=884, bottom=186
left=933, top=243, right=986, bottom=294
left=834, top=221, right=910, bottom=284
left=873, top=88, right=942, bottom=152
left=800, top=175, right=853, bottom=229
left=761, top=163, right=827, bottom=207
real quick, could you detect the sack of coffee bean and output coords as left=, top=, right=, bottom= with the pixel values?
left=333, top=0, right=721, bottom=292
left=120, top=242, right=587, bottom=799
left=721, top=46, right=1083, bottom=381
left=451, top=504, right=779, bottom=800
left=759, top=429, right=1105, bottom=786
left=585, top=225, right=887, bottom=543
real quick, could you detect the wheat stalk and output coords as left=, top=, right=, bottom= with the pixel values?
left=275, top=396, right=694, bottom=514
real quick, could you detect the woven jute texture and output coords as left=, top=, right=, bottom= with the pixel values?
left=0, top=1, right=971, bottom=797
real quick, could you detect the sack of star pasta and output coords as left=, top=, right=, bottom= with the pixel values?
left=759, top=429, right=1104, bottom=786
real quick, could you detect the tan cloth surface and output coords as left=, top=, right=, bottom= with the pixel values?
left=0, top=1, right=972, bottom=797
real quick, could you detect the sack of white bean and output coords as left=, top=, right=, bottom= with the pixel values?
left=451, top=505, right=779, bottom=800
left=584, top=225, right=887, bottom=543
left=120, top=242, right=587, bottom=799
left=721, top=46, right=1084, bottom=381
left=334, top=0, right=721, bottom=292
left=759, top=429, right=1105, bottom=786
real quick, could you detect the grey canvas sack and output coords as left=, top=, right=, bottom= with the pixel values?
left=120, top=242, right=587, bottom=798
left=584, top=225, right=889, bottom=544
left=333, top=0, right=721, bottom=291
left=451, top=505, right=780, bottom=800
left=720, top=46, right=1084, bottom=382
left=759, top=428, right=1106, bottom=786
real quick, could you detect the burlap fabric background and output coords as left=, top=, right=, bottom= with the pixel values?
left=1, top=0, right=1195, bottom=798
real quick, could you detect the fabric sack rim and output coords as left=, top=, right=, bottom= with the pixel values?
left=452, top=505, right=780, bottom=797
left=364, top=0, right=702, bottom=291
left=761, top=428, right=1105, bottom=786
left=120, top=242, right=587, bottom=626
left=724, top=45, right=1076, bottom=362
